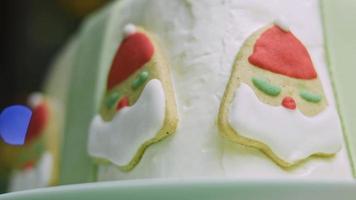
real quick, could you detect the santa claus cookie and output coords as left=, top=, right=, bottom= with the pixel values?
left=88, top=24, right=178, bottom=171
left=0, top=93, right=57, bottom=190
left=218, top=24, right=343, bottom=167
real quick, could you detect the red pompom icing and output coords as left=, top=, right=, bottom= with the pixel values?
left=249, top=25, right=317, bottom=79
left=116, top=96, right=129, bottom=111
left=26, top=102, right=49, bottom=143
left=282, top=96, right=296, bottom=110
left=107, top=32, right=154, bottom=90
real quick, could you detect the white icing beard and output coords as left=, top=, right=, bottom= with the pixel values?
left=9, top=152, right=53, bottom=192
left=88, top=79, right=166, bottom=166
left=228, top=83, right=343, bottom=164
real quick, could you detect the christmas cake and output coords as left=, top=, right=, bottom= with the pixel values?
left=2, top=0, right=355, bottom=192
left=74, top=0, right=352, bottom=181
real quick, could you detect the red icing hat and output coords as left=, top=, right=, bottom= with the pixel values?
left=25, top=102, right=49, bottom=143
left=107, top=32, right=154, bottom=90
left=248, top=25, right=317, bottom=79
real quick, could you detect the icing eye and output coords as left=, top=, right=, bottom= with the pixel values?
left=251, top=77, right=281, bottom=96
left=105, top=92, right=121, bottom=108
left=131, top=71, right=149, bottom=90
left=299, top=90, right=321, bottom=103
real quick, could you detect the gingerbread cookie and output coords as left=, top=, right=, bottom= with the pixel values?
left=88, top=24, right=178, bottom=171
left=218, top=24, right=342, bottom=167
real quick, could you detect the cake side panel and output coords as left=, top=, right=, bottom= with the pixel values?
left=321, top=0, right=356, bottom=176
left=59, top=5, right=113, bottom=184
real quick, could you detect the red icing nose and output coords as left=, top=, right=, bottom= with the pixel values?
left=116, top=96, right=129, bottom=111
left=282, top=96, right=296, bottom=110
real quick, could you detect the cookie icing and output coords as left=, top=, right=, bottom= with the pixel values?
left=88, top=79, right=165, bottom=166
left=251, top=77, right=281, bottom=97
left=248, top=25, right=317, bottom=79
left=107, top=31, right=154, bottom=89
left=9, top=152, right=53, bottom=192
left=300, top=90, right=322, bottom=103
left=229, top=83, right=342, bottom=163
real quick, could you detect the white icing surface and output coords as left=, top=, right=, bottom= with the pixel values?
left=229, top=83, right=342, bottom=163
left=92, top=0, right=351, bottom=180
left=88, top=79, right=166, bottom=166
left=223, top=140, right=352, bottom=179
left=9, top=152, right=53, bottom=192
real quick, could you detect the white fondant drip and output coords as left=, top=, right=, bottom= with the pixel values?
left=9, top=152, right=53, bottom=192
left=88, top=79, right=166, bottom=166
left=228, top=83, right=342, bottom=163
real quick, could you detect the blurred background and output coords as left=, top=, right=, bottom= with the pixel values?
left=0, top=0, right=112, bottom=192
left=0, top=0, right=112, bottom=110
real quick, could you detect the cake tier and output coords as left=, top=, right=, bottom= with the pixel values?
left=61, top=0, right=352, bottom=183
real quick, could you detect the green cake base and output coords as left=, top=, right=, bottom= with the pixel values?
left=322, top=0, right=356, bottom=176
left=0, top=179, right=356, bottom=200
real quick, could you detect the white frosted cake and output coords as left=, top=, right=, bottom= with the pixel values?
left=77, top=0, right=352, bottom=181
left=3, top=1, right=353, bottom=192
left=2, top=0, right=356, bottom=195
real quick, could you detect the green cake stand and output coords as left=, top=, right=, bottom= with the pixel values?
left=1, top=0, right=356, bottom=199
left=1, top=179, right=356, bottom=200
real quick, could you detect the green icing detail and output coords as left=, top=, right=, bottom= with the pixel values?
left=105, top=92, right=121, bottom=108
left=131, top=71, right=149, bottom=90
left=251, top=77, right=281, bottom=96
left=300, top=90, right=321, bottom=103
left=17, top=140, right=45, bottom=166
